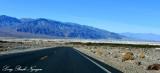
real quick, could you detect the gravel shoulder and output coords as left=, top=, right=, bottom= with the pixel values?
left=74, top=47, right=160, bottom=73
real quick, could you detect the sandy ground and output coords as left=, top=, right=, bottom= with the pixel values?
left=74, top=46, right=160, bottom=73
left=0, top=40, right=56, bottom=55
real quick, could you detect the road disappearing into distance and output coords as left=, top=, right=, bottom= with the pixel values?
left=0, top=47, right=122, bottom=73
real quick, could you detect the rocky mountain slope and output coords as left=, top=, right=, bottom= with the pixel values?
left=0, top=15, right=125, bottom=39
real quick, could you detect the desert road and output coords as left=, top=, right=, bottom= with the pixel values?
left=0, top=47, right=122, bottom=73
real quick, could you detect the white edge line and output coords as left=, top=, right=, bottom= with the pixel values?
left=74, top=49, right=112, bottom=73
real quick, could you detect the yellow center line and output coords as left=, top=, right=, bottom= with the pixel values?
left=40, top=56, right=48, bottom=60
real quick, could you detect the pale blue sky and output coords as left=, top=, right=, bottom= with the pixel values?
left=0, top=0, right=160, bottom=34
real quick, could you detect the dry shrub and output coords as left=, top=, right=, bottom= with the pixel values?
left=0, top=48, right=7, bottom=52
left=125, top=51, right=133, bottom=55
left=122, top=54, right=134, bottom=62
left=92, top=51, right=96, bottom=53
left=138, top=54, right=145, bottom=58
left=134, top=61, right=141, bottom=66
left=96, top=49, right=105, bottom=55
left=0, top=45, right=3, bottom=48
left=0, top=45, right=7, bottom=52
left=90, top=49, right=96, bottom=53
left=122, top=52, right=134, bottom=62
left=147, top=64, right=160, bottom=70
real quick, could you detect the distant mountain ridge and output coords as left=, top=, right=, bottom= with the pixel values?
left=120, top=32, right=160, bottom=41
left=0, top=15, right=21, bottom=27
left=0, top=15, right=125, bottom=39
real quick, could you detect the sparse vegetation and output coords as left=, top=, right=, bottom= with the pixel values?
left=125, top=51, right=133, bottom=55
left=95, top=49, right=105, bottom=55
left=1, top=39, right=160, bottom=73
left=67, top=41, right=160, bottom=73
left=0, top=40, right=57, bottom=52
left=0, top=40, right=8, bottom=43
left=0, top=45, right=3, bottom=48
left=122, top=52, right=134, bottom=62
left=68, top=42, right=160, bottom=48
left=134, top=61, right=141, bottom=66
left=0, top=48, right=7, bottom=52
left=147, top=64, right=160, bottom=70
left=138, top=54, right=145, bottom=58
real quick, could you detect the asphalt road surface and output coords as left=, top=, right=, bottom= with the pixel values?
left=0, top=47, right=123, bottom=73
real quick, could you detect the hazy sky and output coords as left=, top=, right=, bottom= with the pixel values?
left=0, top=0, right=160, bottom=34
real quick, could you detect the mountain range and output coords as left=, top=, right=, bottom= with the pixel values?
left=120, top=33, right=160, bottom=41
left=0, top=15, right=125, bottom=39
